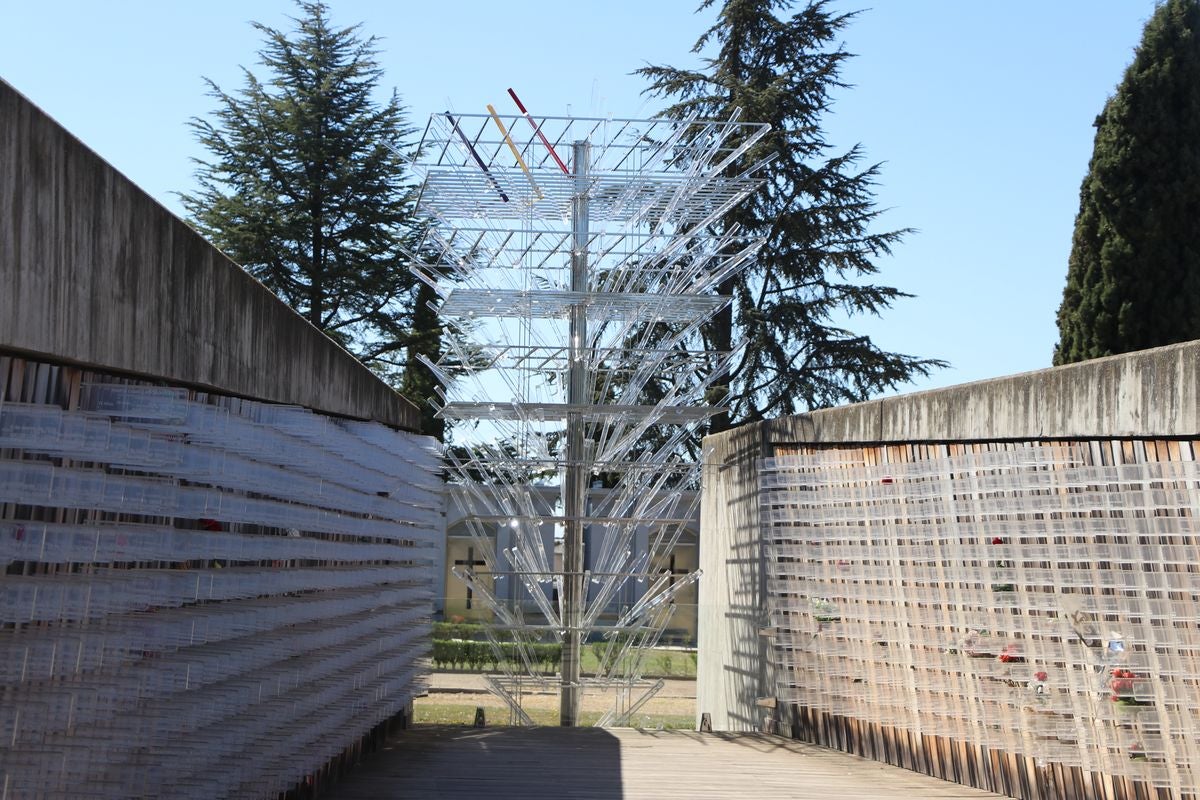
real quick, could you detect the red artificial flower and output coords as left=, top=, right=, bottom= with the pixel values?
left=997, top=644, right=1025, bottom=664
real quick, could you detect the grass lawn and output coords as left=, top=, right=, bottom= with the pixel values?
left=580, top=646, right=697, bottom=679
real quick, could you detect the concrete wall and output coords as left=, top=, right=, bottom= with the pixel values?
left=0, top=79, right=419, bottom=430
left=698, top=423, right=770, bottom=731
left=697, top=339, right=1200, bottom=731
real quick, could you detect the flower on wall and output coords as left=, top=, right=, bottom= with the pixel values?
left=989, top=536, right=1015, bottom=592
left=1110, top=668, right=1150, bottom=707
left=811, top=597, right=840, bottom=624
left=998, top=643, right=1025, bottom=664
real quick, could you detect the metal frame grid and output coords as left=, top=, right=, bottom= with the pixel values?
left=414, top=110, right=769, bottom=221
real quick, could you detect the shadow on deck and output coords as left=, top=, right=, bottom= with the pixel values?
left=320, top=725, right=1006, bottom=799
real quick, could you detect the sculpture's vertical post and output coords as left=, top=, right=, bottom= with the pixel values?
left=561, top=140, right=590, bottom=726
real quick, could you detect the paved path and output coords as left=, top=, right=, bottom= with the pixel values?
left=427, top=671, right=697, bottom=698
left=323, top=725, right=1005, bottom=799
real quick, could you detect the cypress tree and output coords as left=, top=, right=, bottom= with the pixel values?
left=1054, top=0, right=1200, bottom=364
left=637, top=0, right=944, bottom=431
left=181, top=2, right=427, bottom=388
left=399, top=281, right=445, bottom=439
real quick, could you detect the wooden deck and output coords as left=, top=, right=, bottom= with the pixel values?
left=322, top=725, right=1007, bottom=799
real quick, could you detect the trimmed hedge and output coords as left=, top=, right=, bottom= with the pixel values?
left=432, top=622, right=491, bottom=642
left=431, top=639, right=562, bottom=672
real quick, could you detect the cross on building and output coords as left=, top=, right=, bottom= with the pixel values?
left=453, top=546, right=487, bottom=609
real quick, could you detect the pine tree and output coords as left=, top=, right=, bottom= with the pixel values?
left=637, top=0, right=944, bottom=432
left=1054, top=0, right=1200, bottom=365
left=181, top=1, right=430, bottom=392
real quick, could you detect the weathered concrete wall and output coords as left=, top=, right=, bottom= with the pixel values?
left=697, top=423, right=770, bottom=731
left=0, top=79, right=419, bottom=430
left=698, top=338, right=1200, bottom=731
left=768, top=340, right=1200, bottom=445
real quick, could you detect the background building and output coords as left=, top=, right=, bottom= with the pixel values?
left=440, top=485, right=699, bottom=644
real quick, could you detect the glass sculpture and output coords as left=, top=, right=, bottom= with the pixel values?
left=407, top=94, right=772, bottom=726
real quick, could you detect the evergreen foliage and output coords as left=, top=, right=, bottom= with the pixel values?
left=400, top=281, right=445, bottom=439
left=1054, top=0, right=1200, bottom=364
left=181, top=2, right=437, bottom=414
left=637, top=0, right=944, bottom=431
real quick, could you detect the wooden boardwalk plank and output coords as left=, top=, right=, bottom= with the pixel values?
left=323, top=726, right=1007, bottom=799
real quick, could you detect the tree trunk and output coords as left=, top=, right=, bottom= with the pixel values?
left=705, top=274, right=735, bottom=435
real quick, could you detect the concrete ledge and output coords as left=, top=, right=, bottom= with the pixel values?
left=763, top=339, right=1200, bottom=446
left=0, top=79, right=419, bottom=430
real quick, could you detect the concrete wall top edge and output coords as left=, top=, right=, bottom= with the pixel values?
left=0, top=78, right=420, bottom=431
left=705, top=339, right=1200, bottom=451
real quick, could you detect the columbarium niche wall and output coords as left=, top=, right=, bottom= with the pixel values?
left=0, top=354, right=441, bottom=799
left=762, top=440, right=1200, bottom=800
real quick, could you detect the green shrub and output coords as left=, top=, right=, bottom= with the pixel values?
left=432, top=621, right=486, bottom=641
left=431, top=638, right=563, bottom=673
left=432, top=621, right=521, bottom=642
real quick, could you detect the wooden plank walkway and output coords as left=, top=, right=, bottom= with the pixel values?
left=322, top=725, right=1007, bottom=799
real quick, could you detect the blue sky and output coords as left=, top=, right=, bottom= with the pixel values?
left=0, top=1, right=1161, bottom=396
